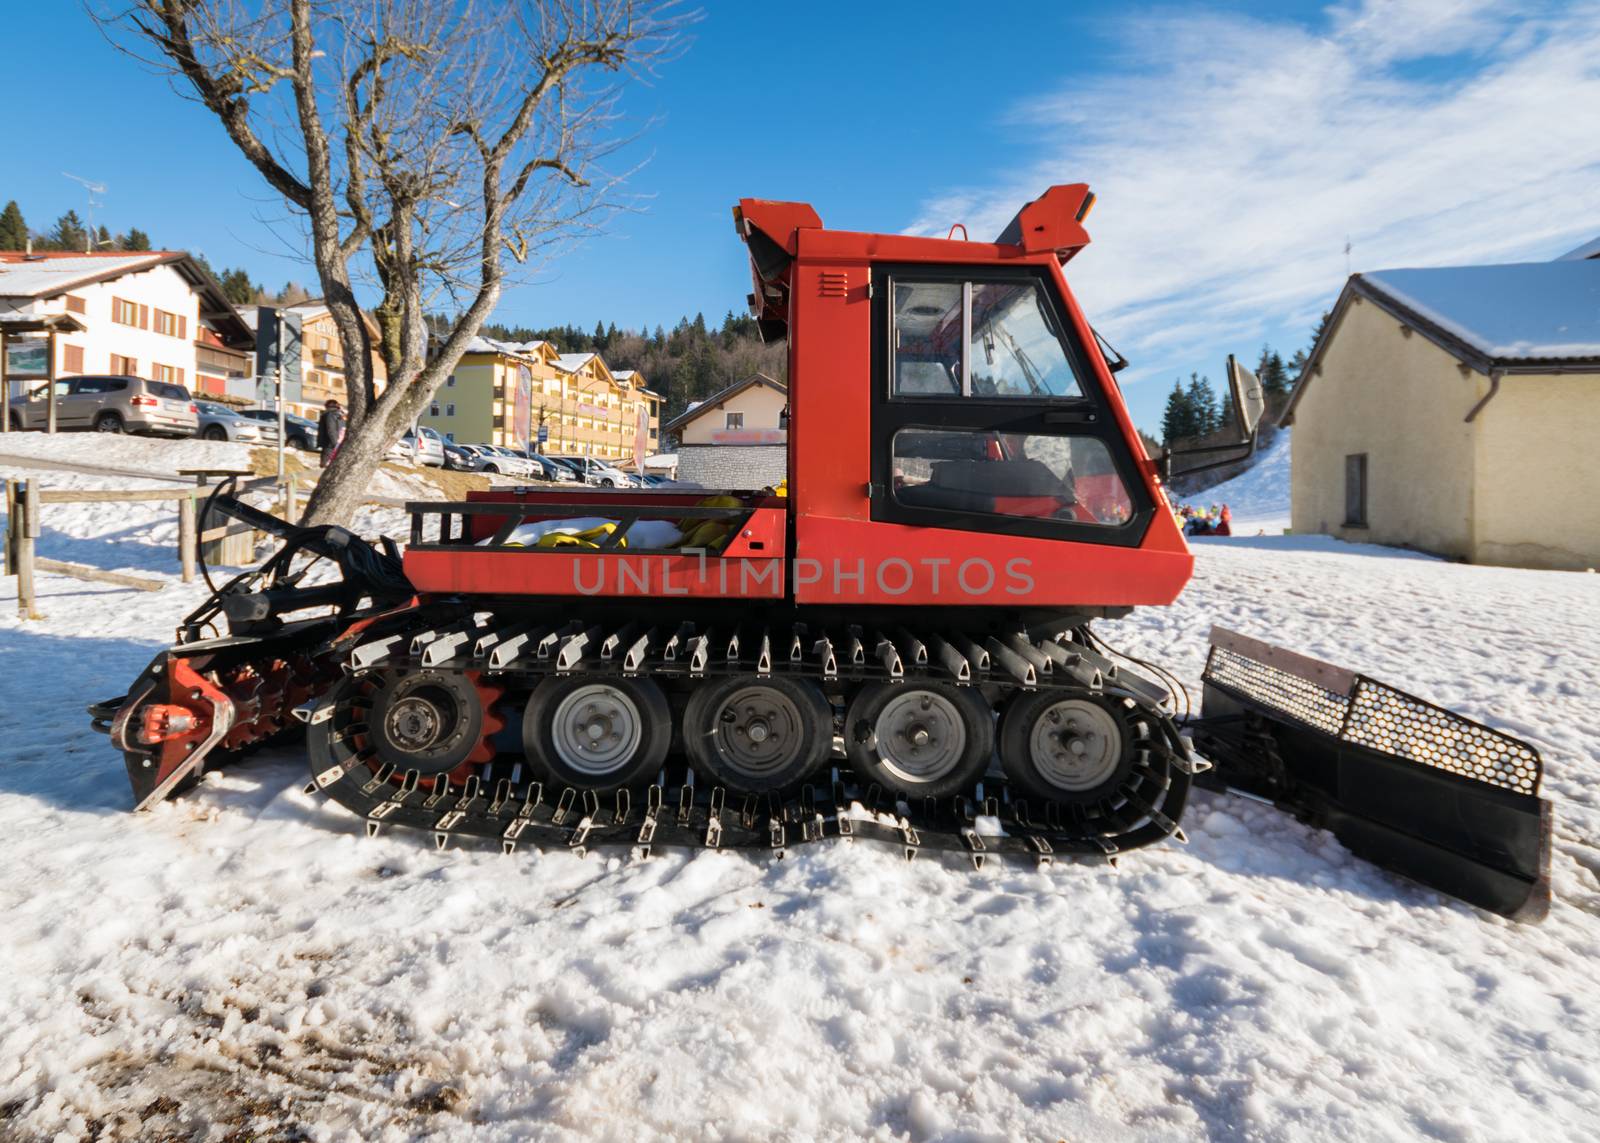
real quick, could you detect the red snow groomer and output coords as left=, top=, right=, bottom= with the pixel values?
left=92, top=186, right=1551, bottom=918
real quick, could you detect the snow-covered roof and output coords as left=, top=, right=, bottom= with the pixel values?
left=1360, top=261, right=1600, bottom=362
left=1282, top=259, right=1600, bottom=426
left=555, top=352, right=596, bottom=373
left=463, top=334, right=543, bottom=358
left=1556, top=235, right=1600, bottom=261
left=0, top=252, right=171, bottom=298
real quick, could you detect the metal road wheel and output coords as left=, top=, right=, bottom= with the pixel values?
left=998, top=692, right=1137, bottom=804
left=94, top=411, right=124, bottom=433
left=844, top=682, right=993, bottom=799
left=523, top=676, right=670, bottom=792
left=368, top=670, right=483, bottom=776
left=684, top=676, right=832, bottom=792
left=203, top=425, right=228, bottom=441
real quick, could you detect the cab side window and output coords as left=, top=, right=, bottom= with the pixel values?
left=890, top=278, right=1083, bottom=400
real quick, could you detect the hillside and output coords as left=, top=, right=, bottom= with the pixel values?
left=1181, top=429, right=1292, bottom=532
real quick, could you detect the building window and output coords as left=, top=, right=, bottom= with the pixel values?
left=429, top=403, right=441, bottom=417
left=62, top=344, right=84, bottom=374
left=153, top=309, right=187, bottom=338
left=1344, top=453, right=1368, bottom=528
left=446, top=402, right=456, bottom=417
left=725, top=412, right=744, bottom=430
left=64, top=295, right=86, bottom=315
left=152, top=363, right=183, bottom=385
left=111, top=298, right=148, bottom=328
left=446, top=374, right=456, bottom=387
left=110, top=353, right=137, bottom=376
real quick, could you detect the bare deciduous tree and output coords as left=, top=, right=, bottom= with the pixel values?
left=97, top=0, right=683, bottom=524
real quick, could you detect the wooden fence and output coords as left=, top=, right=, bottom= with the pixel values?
left=3, top=472, right=284, bottom=620
left=3, top=471, right=411, bottom=620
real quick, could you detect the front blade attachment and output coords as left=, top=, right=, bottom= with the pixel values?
left=1190, top=626, right=1551, bottom=920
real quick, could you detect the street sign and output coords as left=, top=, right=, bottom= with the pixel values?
left=537, top=423, right=549, bottom=444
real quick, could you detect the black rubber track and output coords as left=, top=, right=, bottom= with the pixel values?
left=300, top=611, right=1200, bottom=866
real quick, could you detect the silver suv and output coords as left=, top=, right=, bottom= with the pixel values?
left=6, top=374, right=198, bottom=436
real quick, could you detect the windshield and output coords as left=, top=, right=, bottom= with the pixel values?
left=968, top=282, right=1081, bottom=398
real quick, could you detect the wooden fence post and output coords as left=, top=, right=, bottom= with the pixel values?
left=178, top=494, right=197, bottom=583
left=3, top=479, right=15, bottom=576
left=16, top=480, right=41, bottom=620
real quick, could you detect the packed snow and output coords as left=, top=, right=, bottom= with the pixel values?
left=2, top=439, right=1599, bottom=1142
left=1178, top=430, right=1291, bottom=535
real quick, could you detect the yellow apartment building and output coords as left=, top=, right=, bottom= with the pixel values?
left=419, top=338, right=661, bottom=461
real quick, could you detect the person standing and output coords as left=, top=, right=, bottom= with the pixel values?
left=317, top=399, right=346, bottom=468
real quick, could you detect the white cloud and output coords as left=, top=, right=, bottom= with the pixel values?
left=907, top=0, right=1600, bottom=413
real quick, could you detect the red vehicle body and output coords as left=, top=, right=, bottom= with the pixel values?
left=405, top=184, right=1190, bottom=616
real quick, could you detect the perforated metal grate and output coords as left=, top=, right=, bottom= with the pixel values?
left=1204, top=645, right=1349, bottom=735
left=1204, top=642, right=1542, bottom=795
left=1345, top=682, right=1540, bottom=795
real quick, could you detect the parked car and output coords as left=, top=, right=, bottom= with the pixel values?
left=412, top=425, right=444, bottom=464
left=386, top=435, right=414, bottom=464
left=559, top=455, right=637, bottom=487
left=442, top=442, right=476, bottom=471
left=639, top=473, right=674, bottom=487
left=6, top=375, right=198, bottom=436
left=522, top=450, right=578, bottom=482
left=479, top=445, right=538, bottom=478
left=238, top=408, right=320, bottom=450
left=194, top=400, right=266, bottom=443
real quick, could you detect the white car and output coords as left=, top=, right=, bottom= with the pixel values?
left=471, top=445, right=538, bottom=478
left=403, top=426, right=446, bottom=467
left=565, top=456, right=637, bottom=487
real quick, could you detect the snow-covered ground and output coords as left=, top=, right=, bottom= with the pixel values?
left=2, top=440, right=1598, bottom=1141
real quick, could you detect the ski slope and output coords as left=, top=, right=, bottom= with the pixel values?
left=2, top=441, right=1598, bottom=1141
left=1183, top=430, right=1292, bottom=534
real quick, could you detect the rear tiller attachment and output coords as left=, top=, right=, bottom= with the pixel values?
left=1190, top=627, right=1552, bottom=920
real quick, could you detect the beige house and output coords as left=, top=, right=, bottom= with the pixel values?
left=665, top=374, right=789, bottom=488
left=665, top=373, right=788, bottom=444
left=286, top=303, right=388, bottom=416
left=1282, top=259, right=1600, bottom=570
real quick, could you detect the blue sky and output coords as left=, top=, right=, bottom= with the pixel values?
left=8, top=0, right=1600, bottom=432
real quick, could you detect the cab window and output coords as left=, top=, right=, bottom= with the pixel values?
left=892, top=429, right=1132, bottom=526
left=891, top=278, right=1083, bottom=399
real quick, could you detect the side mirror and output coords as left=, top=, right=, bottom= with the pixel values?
left=1159, top=353, right=1263, bottom=481
left=1226, top=354, right=1265, bottom=438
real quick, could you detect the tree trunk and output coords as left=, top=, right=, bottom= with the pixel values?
left=301, top=413, right=394, bottom=525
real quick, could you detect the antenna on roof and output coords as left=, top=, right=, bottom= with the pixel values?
left=62, top=172, right=110, bottom=253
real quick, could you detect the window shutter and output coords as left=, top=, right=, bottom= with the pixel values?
left=139, top=304, right=149, bottom=329
left=180, top=315, right=187, bottom=340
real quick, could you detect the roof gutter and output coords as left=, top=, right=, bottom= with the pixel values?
left=1463, top=369, right=1502, bottom=423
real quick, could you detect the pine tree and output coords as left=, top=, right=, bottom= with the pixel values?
left=125, top=227, right=151, bottom=252
left=217, top=267, right=259, bottom=305
left=95, top=225, right=113, bottom=249
left=48, top=210, right=88, bottom=252
left=592, top=319, right=607, bottom=348
left=1185, top=372, right=1218, bottom=436
left=1259, top=350, right=1290, bottom=397
left=0, top=201, right=26, bottom=249
left=1161, top=381, right=1193, bottom=446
